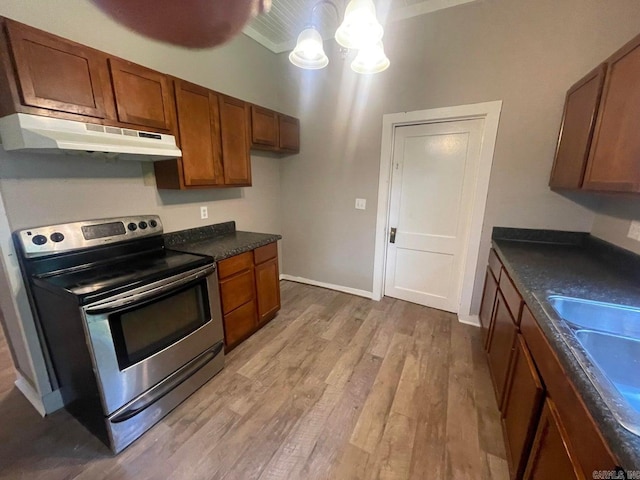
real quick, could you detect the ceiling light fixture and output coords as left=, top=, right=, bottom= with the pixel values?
left=289, top=0, right=389, bottom=74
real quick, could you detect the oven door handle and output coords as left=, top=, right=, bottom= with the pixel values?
left=109, top=341, right=224, bottom=424
left=84, top=265, right=215, bottom=315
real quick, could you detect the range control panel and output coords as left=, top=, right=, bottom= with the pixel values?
left=17, top=215, right=163, bottom=257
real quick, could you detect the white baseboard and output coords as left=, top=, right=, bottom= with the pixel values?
left=280, top=274, right=374, bottom=300
left=15, top=373, right=46, bottom=417
left=458, top=314, right=481, bottom=327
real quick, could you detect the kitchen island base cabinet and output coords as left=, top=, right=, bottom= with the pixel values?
left=217, top=242, right=280, bottom=351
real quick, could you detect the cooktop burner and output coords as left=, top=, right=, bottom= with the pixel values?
left=34, top=249, right=212, bottom=299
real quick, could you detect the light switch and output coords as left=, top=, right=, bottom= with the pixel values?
left=200, top=206, right=208, bottom=220
left=628, top=220, right=640, bottom=241
left=355, top=198, right=366, bottom=210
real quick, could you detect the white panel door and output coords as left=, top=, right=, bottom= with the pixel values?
left=384, top=119, right=484, bottom=312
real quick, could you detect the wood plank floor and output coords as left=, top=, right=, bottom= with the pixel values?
left=0, top=281, right=508, bottom=479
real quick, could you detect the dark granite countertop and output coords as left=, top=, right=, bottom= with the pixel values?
left=492, top=228, right=640, bottom=470
left=164, top=221, right=281, bottom=262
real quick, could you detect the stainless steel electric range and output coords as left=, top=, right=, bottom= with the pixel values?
left=13, top=215, right=225, bottom=453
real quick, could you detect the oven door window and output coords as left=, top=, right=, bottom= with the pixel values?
left=109, top=281, right=210, bottom=370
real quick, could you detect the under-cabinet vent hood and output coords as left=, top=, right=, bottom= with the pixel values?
left=0, top=113, right=181, bottom=161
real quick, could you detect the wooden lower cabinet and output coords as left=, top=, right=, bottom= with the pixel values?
left=502, top=335, right=545, bottom=479
left=254, top=243, right=280, bottom=324
left=482, top=249, right=619, bottom=478
left=487, top=290, right=518, bottom=409
left=223, top=299, right=258, bottom=347
left=479, top=267, right=498, bottom=347
left=218, top=242, right=280, bottom=350
left=523, top=398, right=580, bottom=480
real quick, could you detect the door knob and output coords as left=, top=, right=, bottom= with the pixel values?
left=389, top=227, right=397, bottom=243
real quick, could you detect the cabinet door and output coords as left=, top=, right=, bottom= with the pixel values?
left=250, top=105, right=278, bottom=148
left=174, top=80, right=224, bottom=186
left=278, top=114, right=300, bottom=152
left=487, top=290, right=518, bottom=409
left=584, top=33, right=640, bottom=192
left=549, top=64, right=606, bottom=189
left=523, top=398, right=581, bottom=480
left=223, top=299, right=258, bottom=348
left=6, top=19, right=108, bottom=118
left=219, top=95, right=251, bottom=185
left=479, top=267, right=498, bottom=349
left=220, top=269, right=255, bottom=315
left=502, top=335, right=545, bottom=480
left=255, top=257, right=280, bottom=324
left=109, top=58, right=174, bottom=131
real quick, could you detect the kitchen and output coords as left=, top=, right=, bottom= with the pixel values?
left=1, top=0, right=640, bottom=478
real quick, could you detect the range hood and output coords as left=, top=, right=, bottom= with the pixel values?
left=0, top=113, right=182, bottom=161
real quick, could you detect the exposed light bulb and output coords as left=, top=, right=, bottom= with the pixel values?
left=289, top=27, right=329, bottom=69
left=351, top=41, right=390, bottom=74
left=335, top=0, right=384, bottom=50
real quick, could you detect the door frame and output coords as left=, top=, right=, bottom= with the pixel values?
left=372, top=101, right=502, bottom=325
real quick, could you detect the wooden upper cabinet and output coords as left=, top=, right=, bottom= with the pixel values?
left=5, top=19, right=108, bottom=118
left=584, top=33, right=640, bottom=193
left=250, top=105, right=278, bottom=148
left=108, top=58, right=174, bottom=131
left=523, top=398, right=582, bottom=480
left=174, top=79, right=223, bottom=187
left=219, top=95, right=251, bottom=186
left=549, top=64, right=606, bottom=189
left=278, top=114, right=300, bottom=152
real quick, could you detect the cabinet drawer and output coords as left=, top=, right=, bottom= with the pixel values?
left=499, top=271, right=523, bottom=324
left=520, top=305, right=618, bottom=474
left=218, top=251, right=253, bottom=279
left=223, top=299, right=257, bottom=347
left=488, top=249, right=503, bottom=280
left=220, top=269, right=255, bottom=314
left=254, top=242, right=277, bottom=265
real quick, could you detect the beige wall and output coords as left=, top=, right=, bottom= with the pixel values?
left=278, top=0, right=640, bottom=310
left=0, top=0, right=284, bottom=405
left=590, top=199, right=640, bottom=255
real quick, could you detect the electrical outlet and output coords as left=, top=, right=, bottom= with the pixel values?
left=628, top=220, right=640, bottom=241
left=355, top=198, right=366, bottom=210
left=200, top=206, right=208, bottom=220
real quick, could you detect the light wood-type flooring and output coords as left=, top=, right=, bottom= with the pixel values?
left=0, top=281, right=508, bottom=479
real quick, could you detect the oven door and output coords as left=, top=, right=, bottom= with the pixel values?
left=81, top=264, right=223, bottom=415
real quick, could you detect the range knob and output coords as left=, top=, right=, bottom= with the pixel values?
left=149, top=219, right=158, bottom=228
left=32, top=235, right=47, bottom=245
left=138, top=221, right=148, bottom=230
left=127, top=222, right=137, bottom=231
left=50, top=232, right=65, bottom=243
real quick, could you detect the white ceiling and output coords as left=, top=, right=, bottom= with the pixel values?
left=243, top=0, right=477, bottom=54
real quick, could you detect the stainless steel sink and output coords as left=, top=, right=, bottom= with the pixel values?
left=546, top=295, right=640, bottom=436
